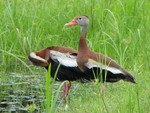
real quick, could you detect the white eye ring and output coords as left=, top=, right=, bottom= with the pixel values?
left=78, top=18, right=82, bottom=20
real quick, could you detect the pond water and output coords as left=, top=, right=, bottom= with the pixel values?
left=0, top=73, right=61, bottom=113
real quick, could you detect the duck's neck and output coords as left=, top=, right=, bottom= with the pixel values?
left=78, top=26, right=88, bottom=51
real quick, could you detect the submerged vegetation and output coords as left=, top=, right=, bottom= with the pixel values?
left=0, top=0, right=150, bottom=112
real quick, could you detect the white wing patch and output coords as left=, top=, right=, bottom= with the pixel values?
left=85, top=59, right=123, bottom=74
left=50, top=50, right=78, bottom=67
left=29, top=52, right=47, bottom=63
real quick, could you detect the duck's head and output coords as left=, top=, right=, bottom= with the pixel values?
left=65, top=15, right=89, bottom=27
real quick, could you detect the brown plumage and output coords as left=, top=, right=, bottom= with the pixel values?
left=28, top=46, right=87, bottom=100
left=28, top=46, right=76, bottom=67
left=28, top=46, right=91, bottom=81
left=65, top=15, right=136, bottom=84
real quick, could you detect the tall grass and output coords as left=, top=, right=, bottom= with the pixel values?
left=0, top=0, right=150, bottom=112
left=45, top=65, right=51, bottom=112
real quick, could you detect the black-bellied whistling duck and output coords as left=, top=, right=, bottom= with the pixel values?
left=64, top=15, right=136, bottom=94
left=28, top=46, right=87, bottom=100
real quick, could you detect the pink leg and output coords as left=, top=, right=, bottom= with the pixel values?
left=67, top=81, right=71, bottom=93
left=101, top=83, right=106, bottom=96
left=62, top=82, right=67, bottom=99
left=62, top=81, right=71, bottom=100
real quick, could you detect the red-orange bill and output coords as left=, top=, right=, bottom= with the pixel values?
left=65, top=20, right=77, bottom=26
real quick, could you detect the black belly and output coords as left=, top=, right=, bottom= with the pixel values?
left=46, top=59, right=126, bottom=83
left=84, top=67, right=126, bottom=83
left=46, top=59, right=87, bottom=81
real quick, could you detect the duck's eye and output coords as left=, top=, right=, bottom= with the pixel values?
left=78, top=18, right=82, bottom=20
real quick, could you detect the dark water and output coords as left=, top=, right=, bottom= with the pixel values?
left=0, top=72, right=81, bottom=113
left=0, top=73, right=48, bottom=113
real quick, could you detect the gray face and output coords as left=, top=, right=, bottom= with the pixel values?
left=76, top=16, right=89, bottom=27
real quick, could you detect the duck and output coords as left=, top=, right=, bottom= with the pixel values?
left=28, top=46, right=87, bottom=99
left=64, top=15, right=136, bottom=94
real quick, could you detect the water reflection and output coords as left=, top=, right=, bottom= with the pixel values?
left=0, top=73, right=47, bottom=112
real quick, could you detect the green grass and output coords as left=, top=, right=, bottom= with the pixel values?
left=0, top=0, right=150, bottom=112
